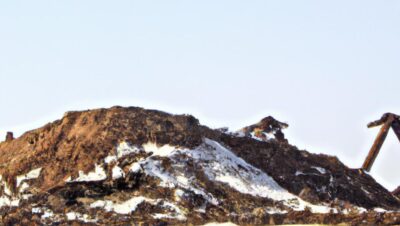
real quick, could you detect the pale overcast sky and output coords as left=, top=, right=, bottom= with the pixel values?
left=1, top=1, right=400, bottom=190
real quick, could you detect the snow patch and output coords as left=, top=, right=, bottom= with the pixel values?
left=0, top=175, right=13, bottom=196
left=295, top=171, right=305, bottom=176
left=311, top=166, right=327, bottom=174
left=355, top=206, right=367, bottom=213
left=112, top=166, right=125, bottom=179
left=31, top=207, right=56, bottom=220
left=91, top=197, right=149, bottom=214
left=265, top=207, right=288, bottom=214
left=104, top=142, right=140, bottom=164
left=22, top=194, right=33, bottom=200
left=42, top=209, right=54, bottom=219
left=153, top=213, right=186, bottom=221
left=153, top=201, right=187, bottom=221
left=16, top=168, right=42, bottom=187
left=250, top=131, right=274, bottom=141
left=90, top=200, right=112, bottom=210
left=143, top=142, right=177, bottom=157
left=19, top=182, right=30, bottom=193
left=0, top=175, right=20, bottom=208
left=117, top=141, right=140, bottom=158
left=129, top=162, right=142, bottom=173
left=0, top=196, right=20, bottom=208
left=90, top=196, right=186, bottom=220
left=374, top=207, right=389, bottom=213
left=72, top=164, right=107, bottom=182
left=174, top=189, right=185, bottom=202
left=66, top=212, right=97, bottom=223
left=64, top=176, right=72, bottom=182
left=342, top=206, right=368, bottom=214
left=104, top=155, right=117, bottom=164
left=32, top=207, right=42, bottom=214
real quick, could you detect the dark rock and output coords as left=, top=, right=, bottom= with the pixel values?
left=5, top=132, right=14, bottom=142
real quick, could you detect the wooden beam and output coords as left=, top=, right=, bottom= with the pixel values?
left=391, top=119, right=400, bottom=143
left=367, top=113, right=391, bottom=128
left=362, top=114, right=395, bottom=172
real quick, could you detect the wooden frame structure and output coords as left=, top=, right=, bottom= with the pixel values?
left=362, top=113, right=400, bottom=172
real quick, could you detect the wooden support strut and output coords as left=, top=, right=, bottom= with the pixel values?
left=362, top=114, right=396, bottom=172
left=391, top=120, right=400, bottom=142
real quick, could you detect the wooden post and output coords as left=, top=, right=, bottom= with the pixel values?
left=362, top=114, right=395, bottom=172
left=391, top=120, right=400, bottom=142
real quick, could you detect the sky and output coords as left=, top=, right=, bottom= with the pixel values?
left=1, top=1, right=400, bottom=190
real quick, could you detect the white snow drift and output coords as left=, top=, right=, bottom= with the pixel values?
left=112, top=138, right=332, bottom=213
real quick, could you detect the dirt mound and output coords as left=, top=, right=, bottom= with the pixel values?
left=0, top=106, right=399, bottom=225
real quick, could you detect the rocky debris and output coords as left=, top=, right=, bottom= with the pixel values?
left=5, top=132, right=14, bottom=142
left=393, top=186, right=400, bottom=197
left=239, top=116, right=288, bottom=142
left=0, top=106, right=399, bottom=225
